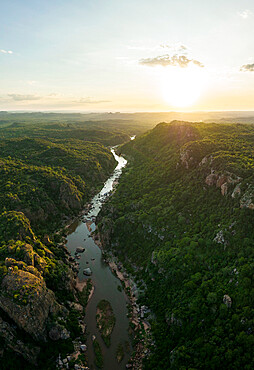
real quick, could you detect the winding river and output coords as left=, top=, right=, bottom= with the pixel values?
left=66, top=148, right=131, bottom=369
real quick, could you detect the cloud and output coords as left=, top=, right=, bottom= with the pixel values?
left=238, top=9, right=252, bottom=19
left=240, top=63, right=254, bottom=72
left=139, top=54, right=204, bottom=68
left=73, top=97, right=111, bottom=104
left=1, top=49, right=13, bottom=54
left=126, top=41, right=188, bottom=53
left=160, top=43, right=187, bottom=52
left=8, top=94, right=42, bottom=101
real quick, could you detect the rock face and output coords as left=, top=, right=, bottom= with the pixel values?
left=0, top=269, right=59, bottom=341
left=221, top=182, right=228, bottom=196
left=8, top=243, right=35, bottom=265
left=205, top=171, right=242, bottom=196
left=232, top=183, right=241, bottom=198
left=240, top=185, right=254, bottom=210
left=180, top=149, right=193, bottom=169
left=205, top=173, right=218, bottom=186
left=5, top=257, right=42, bottom=278
left=0, top=316, right=40, bottom=365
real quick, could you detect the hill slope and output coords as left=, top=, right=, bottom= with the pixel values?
left=0, top=132, right=117, bottom=368
left=98, top=121, right=254, bottom=369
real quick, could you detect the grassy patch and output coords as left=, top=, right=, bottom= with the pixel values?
left=93, top=340, right=103, bottom=368
left=96, top=299, right=116, bottom=347
left=116, top=342, right=124, bottom=363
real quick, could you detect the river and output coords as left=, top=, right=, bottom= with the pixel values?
left=66, top=148, right=131, bottom=369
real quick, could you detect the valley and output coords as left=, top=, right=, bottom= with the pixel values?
left=0, top=115, right=253, bottom=369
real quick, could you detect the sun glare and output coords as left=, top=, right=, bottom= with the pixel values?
left=159, top=66, right=207, bottom=108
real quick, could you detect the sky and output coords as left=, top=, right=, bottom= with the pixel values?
left=1, top=0, right=254, bottom=112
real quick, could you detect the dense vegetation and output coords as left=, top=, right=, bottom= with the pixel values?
left=98, top=121, right=254, bottom=369
left=93, top=339, right=104, bottom=368
left=0, top=135, right=117, bottom=235
left=96, top=299, right=116, bottom=347
left=0, top=118, right=127, bottom=368
left=0, top=111, right=153, bottom=143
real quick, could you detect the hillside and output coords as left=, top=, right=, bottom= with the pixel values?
left=98, top=121, right=254, bottom=369
left=0, top=137, right=116, bottom=235
left=0, top=129, right=118, bottom=368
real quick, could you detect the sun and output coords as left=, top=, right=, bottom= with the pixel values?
left=159, top=66, right=207, bottom=108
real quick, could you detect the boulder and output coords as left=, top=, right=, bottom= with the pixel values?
left=80, top=344, right=87, bottom=352
left=83, top=268, right=92, bottom=276
left=223, top=294, right=232, bottom=308
left=76, top=247, right=85, bottom=253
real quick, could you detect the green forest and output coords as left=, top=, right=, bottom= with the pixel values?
left=0, top=116, right=133, bottom=368
left=98, top=121, right=254, bottom=369
left=0, top=114, right=254, bottom=369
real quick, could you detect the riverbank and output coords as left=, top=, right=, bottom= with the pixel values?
left=91, top=227, right=153, bottom=369
left=63, top=148, right=133, bottom=370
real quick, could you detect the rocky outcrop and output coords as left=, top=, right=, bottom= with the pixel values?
left=213, top=230, right=225, bottom=245
left=199, top=155, right=213, bottom=167
left=240, top=185, right=254, bottom=210
left=223, top=294, right=232, bottom=308
left=180, top=148, right=193, bottom=169
left=0, top=316, right=40, bottom=364
left=205, top=172, right=218, bottom=186
left=0, top=269, right=60, bottom=341
left=97, top=216, right=114, bottom=246
left=232, top=183, right=241, bottom=198
left=0, top=211, right=36, bottom=243
left=205, top=170, right=242, bottom=196
left=8, top=243, right=34, bottom=266
left=5, top=258, right=42, bottom=278
left=49, top=324, right=70, bottom=341
left=221, top=182, right=228, bottom=196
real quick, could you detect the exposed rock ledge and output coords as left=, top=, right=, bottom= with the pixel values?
left=0, top=316, right=40, bottom=365
left=205, top=170, right=242, bottom=196
left=0, top=268, right=60, bottom=342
